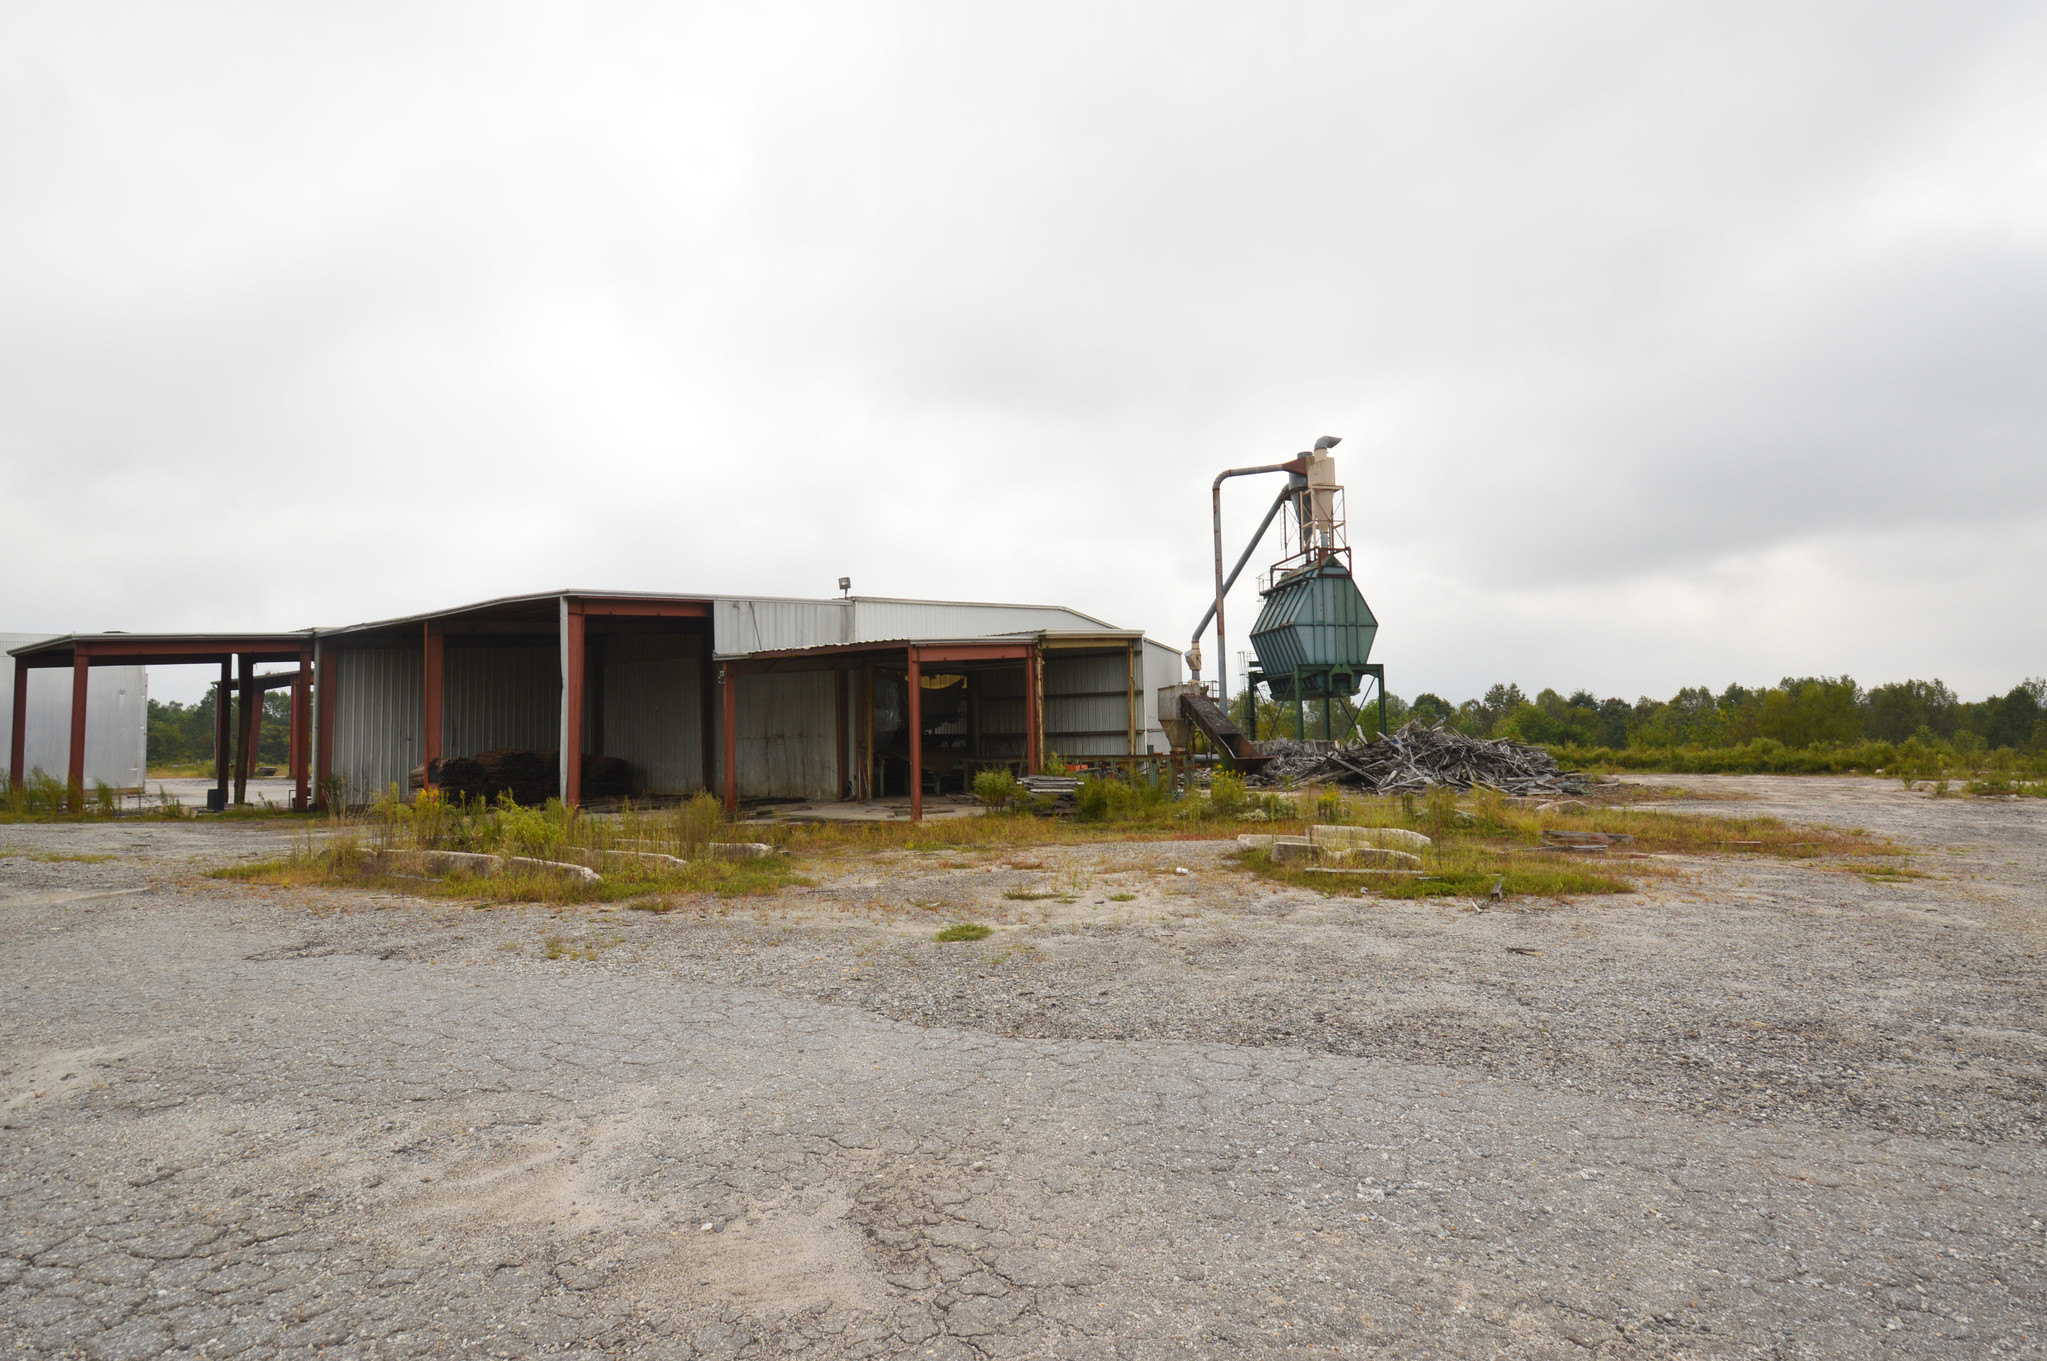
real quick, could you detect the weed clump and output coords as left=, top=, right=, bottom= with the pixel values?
left=934, top=922, right=993, bottom=942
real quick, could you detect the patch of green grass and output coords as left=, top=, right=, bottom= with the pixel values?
left=935, top=922, right=993, bottom=942
left=1236, top=849, right=1632, bottom=900
left=214, top=829, right=811, bottom=906
left=1002, top=890, right=1058, bottom=901
left=0, top=847, right=117, bottom=862
left=1106, top=892, right=1137, bottom=902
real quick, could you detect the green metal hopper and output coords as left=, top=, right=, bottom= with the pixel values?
left=1248, top=555, right=1384, bottom=739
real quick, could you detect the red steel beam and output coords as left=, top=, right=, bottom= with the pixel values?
left=8, top=656, right=26, bottom=793
left=566, top=598, right=712, bottom=619
left=563, top=608, right=586, bottom=807
left=908, top=647, right=923, bottom=823
left=422, top=623, right=444, bottom=793
left=13, top=638, right=306, bottom=663
left=67, top=649, right=89, bottom=812
left=721, top=663, right=738, bottom=815
left=905, top=643, right=1034, bottom=663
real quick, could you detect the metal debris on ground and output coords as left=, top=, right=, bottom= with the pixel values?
left=1254, top=722, right=1584, bottom=795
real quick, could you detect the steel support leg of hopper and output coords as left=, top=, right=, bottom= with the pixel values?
left=423, top=624, right=443, bottom=795
left=67, top=650, right=89, bottom=813
left=721, top=664, right=738, bottom=816
left=8, top=657, right=26, bottom=793
left=291, top=650, right=312, bottom=811
left=562, top=608, right=584, bottom=807
left=908, top=649, right=923, bottom=823
left=1323, top=692, right=1332, bottom=742
left=214, top=659, right=231, bottom=809
left=235, top=653, right=257, bottom=805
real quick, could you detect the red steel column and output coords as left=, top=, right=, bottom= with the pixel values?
left=235, top=653, right=257, bottom=805
left=214, top=658, right=232, bottom=808
left=562, top=607, right=585, bottom=807
left=291, top=649, right=312, bottom=811
left=1023, top=647, right=1041, bottom=775
left=67, top=648, right=90, bottom=813
left=721, top=662, right=738, bottom=815
left=908, top=648, right=923, bottom=823
left=313, top=646, right=335, bottom=810
left=422, top=623, right=444, bottom=794
left=8, top=656, right=26, bottom=793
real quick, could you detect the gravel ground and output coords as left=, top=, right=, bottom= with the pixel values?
left=1, top=776, right=2042, bottom=1359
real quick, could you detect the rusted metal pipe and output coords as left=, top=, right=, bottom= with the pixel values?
left=1201, top=458, right=1305, bottom=707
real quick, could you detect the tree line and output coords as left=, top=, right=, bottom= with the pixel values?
left=148, top=692, right=293, bottom=768
left=1234, top=675, right=2044, bottom=765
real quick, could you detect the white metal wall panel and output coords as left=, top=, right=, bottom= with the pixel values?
left=709, top=596, right=1126, bottom=657
left=1141, top=639, right=1183, bottom=754
left=851, top=600, right=1109, bottom=644
left=602, top=634, right=703, bottom=794
left=0, top=636, right=148, bottom=788
left=331, top=647, right=422, bottom=805
left=1043, top=650, right=1138, bottom=757
left=734, top=670, right=837, bottom=799
left=443, top=647, right=558, bottom=757
left=714, top=598, right=851, bottom=655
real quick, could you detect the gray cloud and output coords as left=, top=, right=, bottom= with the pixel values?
left=3, top=1, right=2042, bottom=703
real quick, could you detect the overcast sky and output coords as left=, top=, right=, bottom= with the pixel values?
left=5, top=1, right=2044, bottom=706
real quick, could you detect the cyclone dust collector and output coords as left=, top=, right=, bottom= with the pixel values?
left=1170, top=436, right=1386, bottom=766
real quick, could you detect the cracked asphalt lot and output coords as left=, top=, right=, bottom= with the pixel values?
left=2, top=776, right=2043, bottom=1358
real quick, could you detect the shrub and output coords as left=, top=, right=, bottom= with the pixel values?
left=1074, top=775, right=1171, bottom=823
left=974, top=769, right=1024, bottom=811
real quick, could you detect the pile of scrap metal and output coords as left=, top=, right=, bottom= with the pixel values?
left=1254, top=722, right=1584, bottom=795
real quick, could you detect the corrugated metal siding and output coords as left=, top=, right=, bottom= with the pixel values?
left=1043, top=650, right=1139, bottom=758
left=332, top=647, right=422, bottom=804
left=1140, top=639, right=1183, bottom=754
left=715, top=599, right=851, bottom=655
left=974, top=665, right=1027, bottom=761
left=733, top=671, right=836, bottom=799
left=0, top=636, right=148, bottom=787
left=709, top=597, right=1125, bottom=657
left=444, top=647, right=558, bottom=757
left=602, top=634, right=703, bottom=795
left=851, top=600, right=1109, bottom=645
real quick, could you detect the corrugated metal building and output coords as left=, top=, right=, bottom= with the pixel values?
left=0, top=634, right=148, bottom=789
left=9, top=591, right=1182, bottom=821
left=307, top=591, right=1180, bottom=817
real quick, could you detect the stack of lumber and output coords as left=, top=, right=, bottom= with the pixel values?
left=1019, top=773, right=1083, bottom=811
left=1257, top=723, right=1582, bottom=796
